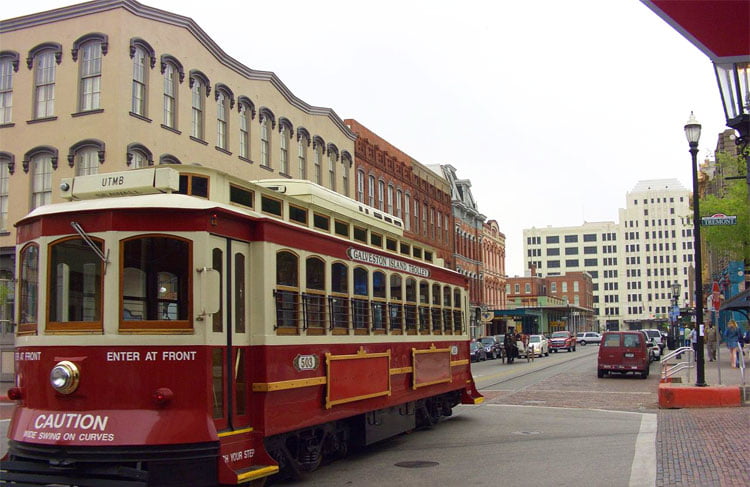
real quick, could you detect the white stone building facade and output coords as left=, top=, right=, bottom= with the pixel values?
left=523, top=179, right=694, bottom=331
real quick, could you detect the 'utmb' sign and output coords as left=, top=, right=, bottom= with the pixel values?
left=700, top=213, right=737, bottom=226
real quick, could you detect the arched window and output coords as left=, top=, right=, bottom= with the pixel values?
left=75, top=147, right=99, bottom=176
left=404, top=278, right=417, bottom=332
left=342, top=151, right=352, bottom=198
left=18, top=244, right=39, bottom=334
left=356, top=170, right=365, bottom=203
left=304, top=257, right=326, bottom=332
left=275, top=251, right=299, bottom=332
left=404, top=193, right=411, bottom=231
left=260, top=115, right=271, bottom=168
left=130, top=44, right=148, bottom=116
left=0, top=153, right=10, bottom=230
left=214, top=83, right=234, bottom=151
left=453, top=288, right=463, bottom=334
left=161, top=55, right=183, bottom=129
left=216, top=91, right=229, bottom=150
left=297, top=128, right=309, bottom=179
left=238, top=100, right=253, bottom=160
left=368, top=175, right=375, bottom=207
left=378, top=180, right=385, bottom=211
left=443, top=286, right=461, bottom=333
left=127, top=143, right=153, bottom=168
left=27, top=147, right=55, bottom=210
left=48, top=236, right=104, bottom=331
left=69, top=139, right=104, bottom=176
left=0, top=51, right=19, bottom=123
left=352, top=267, right=369, bottom=332
left=327, top=144, right=338, bottom=191
left=389, top=274, right=403, bottom=333
left=330, top=262, right=349, bottom=331
left=419, top=280, right=430, bottom=332
left=432, top=283, right=442, bottom=333
left=313, top=137, right=324, bottom=185
left=30, top=44, right=61, bottom=119
left=190, top=71, right=210, bottom=140
left=372, top=271, right=386, bottom=331
left=279, top=125, right=290, bottom=174
left=121, top=236, right=191, bottom=331
left=75, top=35, right=106, bottom=112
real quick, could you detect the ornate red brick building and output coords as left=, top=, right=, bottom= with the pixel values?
left=344, top=119, right=454, bottom=268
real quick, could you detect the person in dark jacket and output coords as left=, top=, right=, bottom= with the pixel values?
left=504, top=332, right=516, bottom=364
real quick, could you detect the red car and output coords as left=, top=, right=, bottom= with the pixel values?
left=597, top=331, right=650, bottom=379
left=549, top=330, right=577, bottom=352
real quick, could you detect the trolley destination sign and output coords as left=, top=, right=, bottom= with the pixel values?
left=700, top=213, right=737, bottom=226
left=347, top=248, right=430, bottom=277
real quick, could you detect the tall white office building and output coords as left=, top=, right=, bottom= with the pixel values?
left=523, top=179, right=694, bottom=331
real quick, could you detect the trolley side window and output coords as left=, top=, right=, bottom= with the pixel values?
left=120, top=236, right=192, bottom=331
left=274, top=250, right=300, bottom=334
left=18, top=244, right=39, bottom=335
left=47, top=237, right=104, bottom=332
left=329, top=262, right=349, bottom=332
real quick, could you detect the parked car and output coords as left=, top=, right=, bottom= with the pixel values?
left=549, top=330, right=577, bottom=352
left=576, top=331, right=602, bottom=345
left=470, top=341, right=487, bottom=362
left=597, top=331, right=650, bottom=379
left=527, top=334, right=549, bottom=357
left=642, top=329, right=665, bottom=353
left=479, top=336, right=503, bottom=360
left=640, top=330, right=662, bottom=362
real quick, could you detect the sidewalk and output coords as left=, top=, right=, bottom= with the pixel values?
left=658, top=344, right=748, bottom=408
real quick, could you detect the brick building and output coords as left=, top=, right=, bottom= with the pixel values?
left=482, top=219, right=507, bottom=310
left=345, top=119, right=454, bottom=268
left=431, top=164, right=485, bottom=337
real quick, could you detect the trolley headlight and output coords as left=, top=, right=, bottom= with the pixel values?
left=50, top=361, right=80, bottom=394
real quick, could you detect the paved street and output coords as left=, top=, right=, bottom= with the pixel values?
left=2, top=345, right=749, bottom=486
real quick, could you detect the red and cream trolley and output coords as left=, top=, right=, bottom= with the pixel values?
left=1, top=166, right=483, bottom=486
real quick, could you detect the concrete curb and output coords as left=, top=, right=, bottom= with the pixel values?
left=658, top=382, right=742, bottom=408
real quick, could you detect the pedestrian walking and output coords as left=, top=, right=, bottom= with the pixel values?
left=705, top=322, right=717, bottom=361
left=684, top=326, right=691, bottom=347
left=724, top=319, right=741, bottom=368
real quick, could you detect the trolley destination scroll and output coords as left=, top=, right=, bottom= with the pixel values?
left=347, top=248, right=430, bottom=277
left=700, top=213, right=737, bottom=226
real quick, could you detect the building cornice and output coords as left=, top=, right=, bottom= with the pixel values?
left=1, top=0, right=356, bottom=141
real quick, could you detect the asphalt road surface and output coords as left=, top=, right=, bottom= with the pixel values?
left=278, top=346, right=657, bottom=486
left=0, top=346, right=658, bottom=486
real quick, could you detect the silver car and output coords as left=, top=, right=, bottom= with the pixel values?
left=576, top=332, right=602, bottom=345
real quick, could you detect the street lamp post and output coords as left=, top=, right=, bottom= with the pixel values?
left=684, top=112, right=707, bottom=387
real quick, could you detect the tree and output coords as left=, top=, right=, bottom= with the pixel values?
left=700, top=152, right=749, bottom=263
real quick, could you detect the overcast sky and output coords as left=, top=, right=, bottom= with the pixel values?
left=2, top=0, right=730, bottom=276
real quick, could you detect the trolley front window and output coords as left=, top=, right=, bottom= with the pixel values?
left=121, top=236, right=191, bottom=331
left=48, top=237, right=103, bottom=332
left=18, top=244, right=39, bottom=334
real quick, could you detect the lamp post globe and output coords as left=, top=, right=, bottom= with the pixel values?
left=684, top=112, right=706, bottom=387
left=714, top=61, right=750, bottom=191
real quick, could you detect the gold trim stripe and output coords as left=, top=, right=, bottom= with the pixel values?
left=252, top=376, right=326, bottom=392
left=414, top=378, right=452, bottom=389
left=451, top=359, right=469, bottom=366
left=217, top=427, right=254, bottom=438
left=390, top=366, right=413, bottom=375
left=237, top=465, right=280, bottom=482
